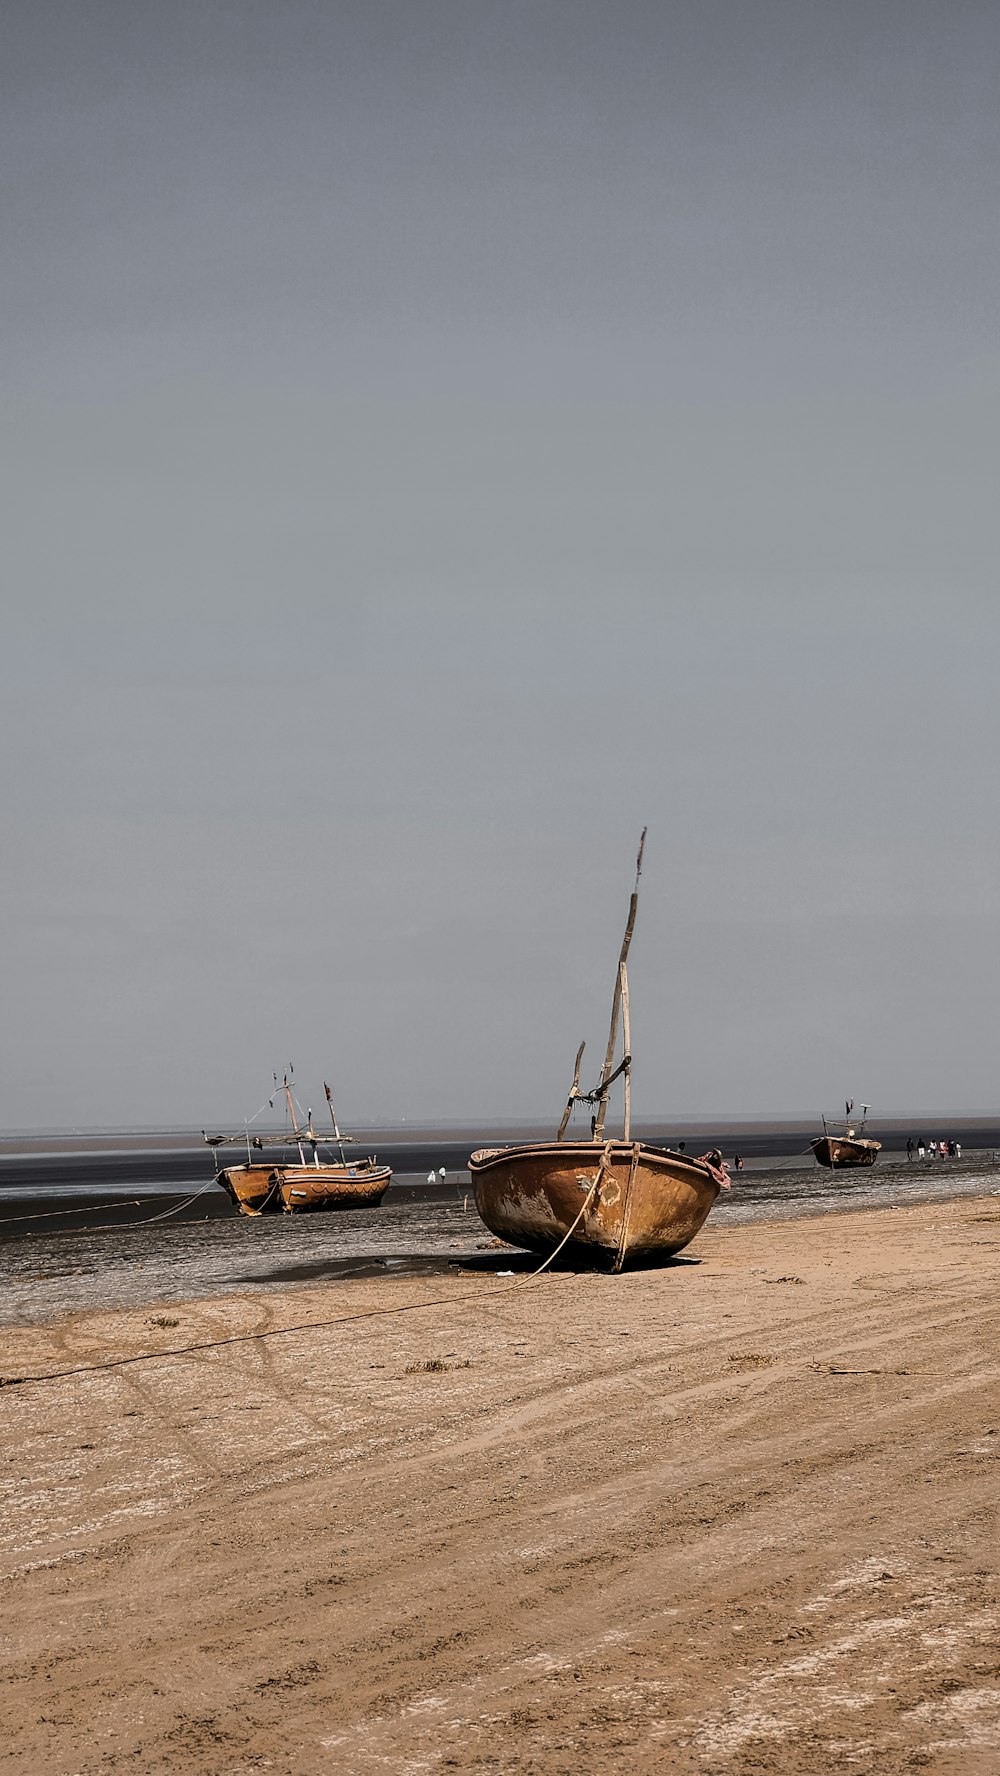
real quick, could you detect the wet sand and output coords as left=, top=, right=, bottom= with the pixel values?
left=3, top=1195, right=999, bottom=1774
left=2, top=1156, right=998, bottom=1326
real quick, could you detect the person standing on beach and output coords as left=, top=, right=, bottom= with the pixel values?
left=906, top=1138, right=914, bottom=1161
left=734, top=1153, right=744, bottom=1172
left=918, top=1139, right=926, bottom=1160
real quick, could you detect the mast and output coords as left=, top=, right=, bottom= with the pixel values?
left=593, top=828, right=646, bottom=1142
left=306, top=1106, right=320, bottom=1167
left=324, top=1081, right=348, bottom=1163
left=620, top=960, right=631, bottom=1142
left=283, top=1070, right=306, bottom=1165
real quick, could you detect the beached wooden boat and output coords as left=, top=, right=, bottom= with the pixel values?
left=811, top=1133, right=881, bottom=1169
left=206, top=1074, right=392, bottom=1216
left=215, top=1158, right=392, bottom=1216
left=811, top=1103, right=881, bottom=1169
left=468, top=831, right=731, bottom=1271
left=470, top=1139, right=726, bottom=1267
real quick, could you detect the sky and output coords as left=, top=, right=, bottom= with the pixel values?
left=3, top=0, right=999, bottom=1130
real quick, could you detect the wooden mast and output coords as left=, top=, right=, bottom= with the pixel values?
left=282, top=1072, right=301, bottom=1134
left=593, top=828, right=645, bottom=1142
left=325, top=1081, right=348, bottom=1163
left=283, top=1070, right=306, bottom=1165
left=620, top=960, right=631, bottom=1142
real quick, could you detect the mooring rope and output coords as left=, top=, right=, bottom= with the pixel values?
left=0, top=1146, right=626, bottom=1392
left=514, top=1140, right=614, bottom=1283
left=1, top=1180, right=223, bottom=1232
left=0, top=1267, right=581, bottom=1391
left=0, top=1199, right=145, bottom=1226
left=129, top=1180, right=223, bottom=1225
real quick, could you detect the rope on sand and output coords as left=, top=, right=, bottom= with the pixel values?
left=0, top=1146, right=619, bottom=1392
left=0, top=1267, right=579, bottom=1392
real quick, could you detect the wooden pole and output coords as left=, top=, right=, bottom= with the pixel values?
left=556, top=1041, right=586, bottom=1142
left=324, top=1081, right=342, bottom=1139
left=593, top=828, right=646, bottom=1141
left=283, top=1074, right=301, bottom=1137
left=283, top=1072, right=306, bottom=1165
left=324, top=1082, right=347, bottom=1163
left=620, top=960, right=631, bottom=1142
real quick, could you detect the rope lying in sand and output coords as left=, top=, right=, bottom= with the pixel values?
left=0, top=1147, right=622, bottom=1392
left=0, top=1269, right=578, bottom=1391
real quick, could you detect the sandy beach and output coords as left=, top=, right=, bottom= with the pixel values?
left=3, top=1196, right=998, bottom=1775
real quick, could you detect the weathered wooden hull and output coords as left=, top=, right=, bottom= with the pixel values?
left=218, top=1163, right=392, bottom=1216
left=811, top=1136, right=881, bottom=1170
left=468, top=1141, right=722, bottom=1271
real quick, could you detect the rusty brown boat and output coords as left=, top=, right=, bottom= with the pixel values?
left=468, top=831, right=731, bottom=1271
left=810, top=1135, right=880, bottom=1169
left=214, top=1157, right=392, bottom=1216
left=811, top=1102, right=881, bottom=1170
left=469, top=1138, right=726, bottom=1269
left=206, top=1072, right=392, bottom=1216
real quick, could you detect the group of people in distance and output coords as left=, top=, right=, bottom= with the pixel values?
left=906, top=1137, right=961, bottom=1160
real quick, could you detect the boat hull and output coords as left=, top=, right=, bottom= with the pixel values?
left=217, top=1163, right=392, bottom=1216
left=811, top=1136, right=881, bottom=1170
left=468, top=1141, right=722, bottom=1270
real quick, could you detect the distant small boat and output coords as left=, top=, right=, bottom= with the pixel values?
left=206, top=1073, right=392, bottom=1216
left=811, top=1102, right=881, bottom=1170
left=468, top=832, right=731, bottom=1271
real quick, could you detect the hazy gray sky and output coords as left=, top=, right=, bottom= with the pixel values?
left=3, top=1, right=999, bottom=1129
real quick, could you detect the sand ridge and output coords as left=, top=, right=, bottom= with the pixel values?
left=2, top=1197, right=999, bottom=1773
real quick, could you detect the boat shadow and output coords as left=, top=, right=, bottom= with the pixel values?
left=454, top=1250, right=703, bottom=1275
left=226, top=1248, right=703, bottom=1287
left=226, top=1253, right=466, bottom=1286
